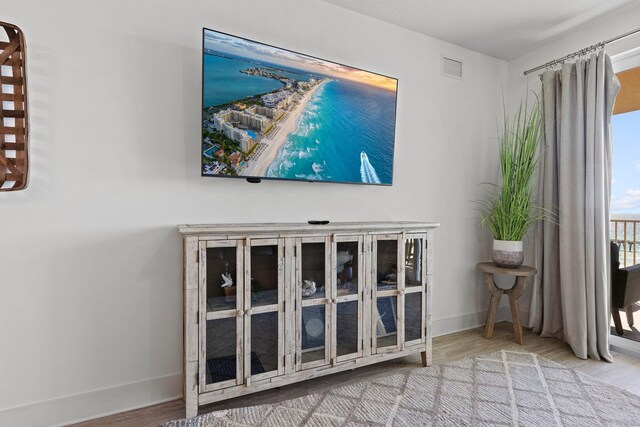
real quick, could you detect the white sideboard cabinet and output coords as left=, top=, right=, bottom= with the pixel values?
left=178, top=222, right=438, bottom=417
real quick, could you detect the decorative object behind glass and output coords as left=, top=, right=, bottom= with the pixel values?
left=301, top=279, right=317, bottom=297
left=301, top=305, right=325, bottom=363
left=336, top=242, right=359, bottom=296
left=206, top=247, right=237, bottom=311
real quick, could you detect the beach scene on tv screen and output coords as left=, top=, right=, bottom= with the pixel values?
left=202, top=29, right=398, bottom=184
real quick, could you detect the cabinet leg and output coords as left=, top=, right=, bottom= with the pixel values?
left=421, top=351, right=428, bottom=367
left=185, top=400, right=198, bottom=419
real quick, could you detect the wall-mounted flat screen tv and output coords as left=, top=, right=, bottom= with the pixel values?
left=202, top=28, right=398, bottom=185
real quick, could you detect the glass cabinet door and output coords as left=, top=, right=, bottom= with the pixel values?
left=332, top=236, right=363, bottom=362
left=244, top=238, right=284, bottom=383
left=296, top=237, right=331, bottom=370
left=404, top=234, right=427, bottom=347
left=404, top=235, right=426, bottom=289
left=199, top=240, right=244, bottom=393
left=372, top=234, right=401, bottom=353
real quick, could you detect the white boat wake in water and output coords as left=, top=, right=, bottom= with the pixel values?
left=360, top=151, right=381, bottom=184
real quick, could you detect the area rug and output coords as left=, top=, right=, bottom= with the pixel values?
left=165, top=350, right=640, bottom=426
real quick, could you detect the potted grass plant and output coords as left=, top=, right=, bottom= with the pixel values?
left=480, top=98, right=548, bottom=268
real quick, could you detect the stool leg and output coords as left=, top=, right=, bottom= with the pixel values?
left=507, top=276, right=528, bottom=345
left=508, top=290, right=523, bottom=345
left=483, top=273, right=502, bottom=339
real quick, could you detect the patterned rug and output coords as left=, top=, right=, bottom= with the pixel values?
left=165, top=350, right=640, bottom=426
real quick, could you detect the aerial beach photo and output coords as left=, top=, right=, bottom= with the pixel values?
left=243, top=77, right=327, bottom=177
left=201, top=29, right=398, bottom=184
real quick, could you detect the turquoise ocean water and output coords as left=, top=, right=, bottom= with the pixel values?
left=203, top=54, right=284, bottom=107
left=203, top=53, right=397, bottom=184
left=265, top=80, right=396, bottom=184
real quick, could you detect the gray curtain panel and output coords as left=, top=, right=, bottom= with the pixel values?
left=530, top=51, right=620, bottom=361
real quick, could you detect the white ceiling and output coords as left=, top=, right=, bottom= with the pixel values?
left=323, top=0, right=638, bottom=60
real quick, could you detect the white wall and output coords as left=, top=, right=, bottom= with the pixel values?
left=506, top=3, right=640, bottom=321
left=0, top=0, right=507, bottom=425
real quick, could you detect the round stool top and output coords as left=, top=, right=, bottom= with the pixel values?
left=476, top=262, right=536, bottom=276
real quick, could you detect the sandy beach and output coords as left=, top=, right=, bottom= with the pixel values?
left=243, top=80, right=327, bottom=177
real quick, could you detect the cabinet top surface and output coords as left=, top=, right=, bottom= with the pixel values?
left=177, top=221, right=439, bottom=236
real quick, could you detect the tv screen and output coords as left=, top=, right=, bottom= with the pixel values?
left=202, top=28, right=398, bottom=185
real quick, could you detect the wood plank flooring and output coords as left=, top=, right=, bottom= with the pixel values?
left=72, top=322, right=640, bottom=426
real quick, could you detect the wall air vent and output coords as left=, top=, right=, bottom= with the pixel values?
left=441, top=55, right=463, bottom=80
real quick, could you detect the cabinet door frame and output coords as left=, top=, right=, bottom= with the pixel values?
left=332, top=234, right=364, bottom=363
left=371, top=233, right=404, bottom=354
left=295, top=236, right=331, bottom=371
left=243, top=237, right=285, bottom=385
left=198, top=239, right=245, bottom=394
left=403, top=233, right=428, bottom=348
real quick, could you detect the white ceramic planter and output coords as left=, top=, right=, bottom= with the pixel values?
left=492, top=239, right=524, bottom=268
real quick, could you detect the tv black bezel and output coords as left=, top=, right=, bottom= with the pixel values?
left=201, top=27, right=399, bottom=186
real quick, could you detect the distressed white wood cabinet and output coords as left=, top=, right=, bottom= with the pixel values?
left=178, top=222, right=438, bottom=417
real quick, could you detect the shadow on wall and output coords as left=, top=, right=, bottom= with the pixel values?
left=19, top=42, right=56, bottom=200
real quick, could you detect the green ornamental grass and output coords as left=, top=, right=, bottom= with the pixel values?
left=480, top=98, right=548, bottom=241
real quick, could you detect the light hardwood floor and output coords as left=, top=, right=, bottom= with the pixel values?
left=72, top=322, right=640, bottom=427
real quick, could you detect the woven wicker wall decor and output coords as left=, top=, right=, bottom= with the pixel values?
left=0, top=21, right=28, bottom=191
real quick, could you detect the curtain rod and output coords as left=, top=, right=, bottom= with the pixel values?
left=523, top=26, right=640, bottom=76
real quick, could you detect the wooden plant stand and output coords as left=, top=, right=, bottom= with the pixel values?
left=477, top=262, right=536, bottom=345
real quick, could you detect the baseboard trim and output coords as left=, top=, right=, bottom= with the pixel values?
left=0, top=373, right=182, bottom=427
left=2, top=308, right=528, bottom=426
left=432, top=306, right=518, bottom=337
